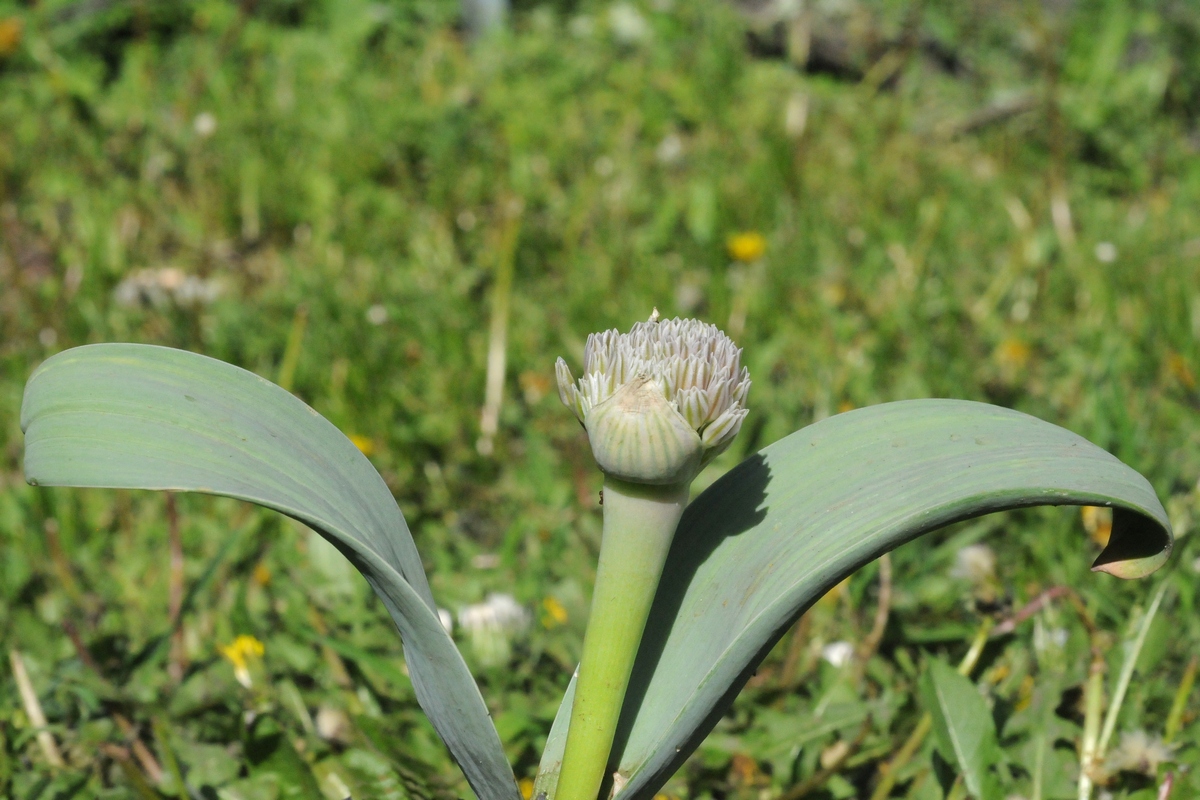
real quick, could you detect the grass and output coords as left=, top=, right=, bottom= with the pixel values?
left=1, top=0, right=1200, bottom=797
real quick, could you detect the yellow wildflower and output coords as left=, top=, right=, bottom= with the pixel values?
left=728, top=753, right=764, bottom=787
left=994, top=338, right=1031, bottom=370
left=1167, top=352, right=1195, bottom=389
left=726, top=231, right=766, bottom=263
left=0, top=18, right=22, bottom=57
left=252, top=562, right=272, bottom=586
left=542, top=596, right=569, bottom=627
left=519, top=778, right=534, bottom=800
left=1081, top=505, right=1112, bottom=548
left=220, top=635, right=265, bottom=688
left=348, top=434, right=374, bottom=456
left=816, top=576, right=850, bottom=610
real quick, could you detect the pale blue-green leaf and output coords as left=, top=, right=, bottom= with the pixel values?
left=920, top=659, right=1003, bottom=800
left=20, top=344, right=518, bottom=800
left=538, top=400, right=1171, bottom=799
left=533, top=672, right=575, bottom=800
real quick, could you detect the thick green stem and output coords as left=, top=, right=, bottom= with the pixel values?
left=556, top=478, right=690, bottom=800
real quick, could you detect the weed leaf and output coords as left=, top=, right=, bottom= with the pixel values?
left=920, top=658, right=1003, bottom=800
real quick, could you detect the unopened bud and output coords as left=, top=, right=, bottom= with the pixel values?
left=556, top=315, right=750, bottom=485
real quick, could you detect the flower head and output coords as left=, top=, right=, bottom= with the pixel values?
left=348, top=434, right=375, bottom=456
left=1081, top=505, right=1113, bottom=547
left=220, top=634, right=265, bottom=688
left=556, top=312, right=750, bottom=485
left=113, top=268, right=222, bottom=309
left=0, top=18, right=23, bottom=57
left=951, top=543, right=996, bottom=585
left=542, top=596, right=569, bottom=627
left=727, top=232, right=767, bottom=263
left=1103, top=730, right=1175, bottom=777
left=458, top=593, right=531, bottom=667
left=821, top=641, right=854, bottom=668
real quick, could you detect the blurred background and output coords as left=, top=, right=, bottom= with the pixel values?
left=2, top=0, right=1200, bottom=797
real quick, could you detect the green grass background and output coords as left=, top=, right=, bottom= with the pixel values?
left=1, top=0, right=1199, bottom=797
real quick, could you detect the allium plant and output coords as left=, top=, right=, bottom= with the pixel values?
left=20, top=315, right=1173, bottom=800
left=551, top=314, right=751, bottom=800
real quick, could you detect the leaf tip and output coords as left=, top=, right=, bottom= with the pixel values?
left=1090, top=507, right=1172, bottom=580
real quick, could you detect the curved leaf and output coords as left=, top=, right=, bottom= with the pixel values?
left=538, top=400, right=1171, bottom=799
left=21, top=344, right=519, bottom=800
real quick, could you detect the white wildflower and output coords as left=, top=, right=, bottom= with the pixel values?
left=821, top=641, right=854, bottom=668
left=366, top=304, right=388, bottom=325
left=113, top=268, right=222, bottom=309
left=1103, top=730, right=1175, bottom=776
left=458, top=593, right=531, bottom=667
left=193, top=112, right=217, bottom=138
left=656, top=133, right=683, bottom=165
left=315, top=706, right=350, bottom=742
left=1094, top=242, right=1117, bottom=263
left=608, top=3, right=649, bottom=44
left=951, top=543, right=996, bottom=585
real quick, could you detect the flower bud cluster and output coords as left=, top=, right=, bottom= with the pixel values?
left=556, top=315, right=750, bottom=484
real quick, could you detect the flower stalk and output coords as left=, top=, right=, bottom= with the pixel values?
left=556, top=478, right=689, bottom=800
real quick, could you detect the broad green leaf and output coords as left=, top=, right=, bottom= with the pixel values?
left=920, top=659, right=1003, bottom=800
left=352, top=715, right=460, bottom=800
left=312, top=750, right=409, bottom=800
left=538, top=400, right=1171, bottom=799
left=175, top=738, right=242, bottom=789
left=20, top=344, right=519, bottom=800
left=247, top=717, right=325, bottom=800
left=217, top=774, right=282, bottom=800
